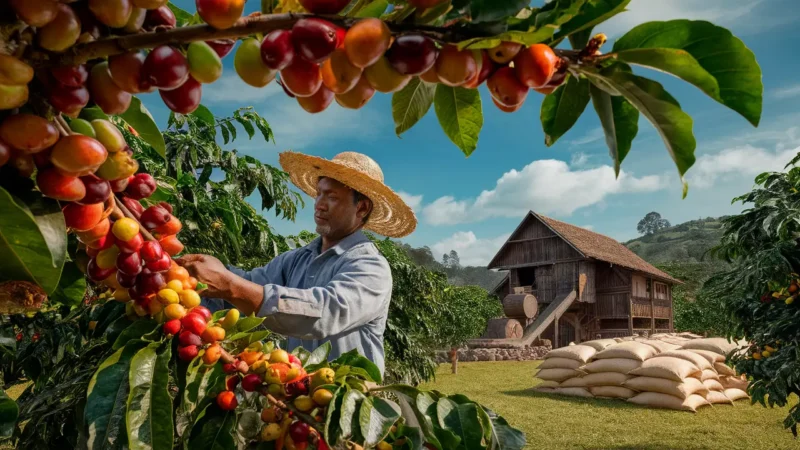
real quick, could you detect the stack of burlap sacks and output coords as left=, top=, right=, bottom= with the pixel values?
left=533, top=335, right=750, bottom=412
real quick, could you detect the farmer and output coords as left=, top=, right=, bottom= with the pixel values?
left=176, top=151, right=416, bottom=376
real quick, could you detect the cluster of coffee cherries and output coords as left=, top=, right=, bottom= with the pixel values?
left=213, top=345, right=343, bottom=449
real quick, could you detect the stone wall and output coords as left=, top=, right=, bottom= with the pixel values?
left=434, top=344, right=551, bottom=363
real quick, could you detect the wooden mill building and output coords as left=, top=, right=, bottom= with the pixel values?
left=488, top=211, right=681, bottom=349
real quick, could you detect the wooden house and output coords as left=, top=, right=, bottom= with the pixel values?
left=488, top=211, right=681, bottom=349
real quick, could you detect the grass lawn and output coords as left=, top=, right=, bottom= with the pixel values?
left=420, top=361, right=799, bottom=450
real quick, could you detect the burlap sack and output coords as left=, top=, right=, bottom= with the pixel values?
left=707, top=390, right=734, bottom=405
left=594, top=342, right=657, bottom=361
left=714, top=362, right=736, bottom=376
left=581, top=358, right=642, bottom=374
left=657, top=350, right=713, bottom=371
left=590, top=386, right=636, bottom=399
left=629, top=357, right=701, bottom=382
left=582, top=339, right=618, bottom=351
left=560, top=376, right=588, bottom=388
left=583, top=372, right=631, bottom=387
left=703, top=379, right=724, bottom=392
left=554, top=387, right=593, bottom=398
left=623, top=376, right=708, bottom=399
left=681, top=338, right=738, bottom=355
left=720, top=376, right=748, bottom=391
left=686, top=349, right=725, bottom=364
left=724, top=388, right=750, bottom=401
left=640, top=340, right=681, bottom=354
left=533, top=387, right=556, bottom=393
left=629, top=393, right=710, bottom=412
left=546, top=345, right=597, bottom=363
left=537, top=380, right=561, bottom=389
left=700, top=369, right=719, bottom=381
left=540, top=357, right=584, bottom=370
left=536, top=368, right=583, bottom=382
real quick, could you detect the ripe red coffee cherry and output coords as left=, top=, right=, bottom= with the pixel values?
left=178, top=330, right=203, bottom=347
left=386, top=35, right=438, bottom=76
left=125, top=173, right=156, bottom=199
left=78, top=175, right=112, bottom=205
left=178, top=344, right=199, bottom=362
left=140, top=205, right=171, bottom=230
left=487, top=66, right=528, bottom=107
left=216, top=390, right=238, bottom=410
left=145, top=252, right=171, bottom=272
left=514, top=43, right=559, bottom=89
left=241, top=374, right=262, bottom=392
left=144, top=6, right=176, bottom=29
left=116, top=251, right=143, bottom=275
left=206, top=39, right=236, bottom=58
left=181, top=313, right=207, bottom=335
left=260, top=30, right=295, bottom=71
left=190, top=306, right=212, bottom=321
left=50, top=64, right=88, bottom=88
left=291, top=18, right=338, bottom=64
left=140, top=241, right=164, bottom=262
left=159, top=77, right=202, bottom=114
left=143, top=46, right=189, bottom=90
left=163, top=319, right=182, bottom=336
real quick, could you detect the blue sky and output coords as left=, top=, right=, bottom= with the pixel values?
left=142, top=0, right=800, bottom=266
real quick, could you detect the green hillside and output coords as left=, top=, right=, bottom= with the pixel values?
left=623, top=216, right=729, bottom=263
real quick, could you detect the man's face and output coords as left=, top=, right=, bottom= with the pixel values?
left=314, top=177, right=369, bottom=239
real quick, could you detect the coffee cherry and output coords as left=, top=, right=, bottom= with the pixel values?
left=196, top=0, right=244, bottom=30
left=386, top=35, right=438, bottom=76
left=143, top=46, right=189, bottom=90
left=291, top=18, right=339, bottom=64
left=514, top=43, right=559, bottom=89
left=260, top=30, right=295, bottom=71
left=159, top=77, right=202, bottom=114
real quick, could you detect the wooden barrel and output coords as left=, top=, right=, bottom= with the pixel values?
left=503, top=294, right=538, bottom=319
left=482, top=318, right=523, bottom=339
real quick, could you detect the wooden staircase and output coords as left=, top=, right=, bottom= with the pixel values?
left=516, top=290, right=577, bottom=347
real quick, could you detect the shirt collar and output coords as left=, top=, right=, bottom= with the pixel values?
left=305, top=230, right=370, bottom=257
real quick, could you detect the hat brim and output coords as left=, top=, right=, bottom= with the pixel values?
left=279, top=151, right=417, bottom=238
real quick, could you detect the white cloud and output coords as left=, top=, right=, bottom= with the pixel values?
left=397, top=191, right=423, bottom=212
left=600, top=0, right=791, bottom=38
left=568, top=127, right=604, bottom=147
left=421, top=159, right=666, bottom=226
left=770, top=84, right=800, bottom=100
left=570, top=152, right=590, bottom=167
left=431, top=232, right=510, bottom=267
left=203, top=74, right=282, bottom=104
left=688, top=145, right=800, bottom=188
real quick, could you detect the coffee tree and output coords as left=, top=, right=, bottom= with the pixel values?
left=0, top=0, right=767, bottom=447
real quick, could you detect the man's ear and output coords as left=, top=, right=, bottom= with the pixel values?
left=356, top=198, right=373, bottom=222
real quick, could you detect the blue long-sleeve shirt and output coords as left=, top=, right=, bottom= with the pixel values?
left=202, top=230, right=392, bottom=376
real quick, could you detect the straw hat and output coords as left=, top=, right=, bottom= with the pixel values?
left=278, top=151, right=417, bottom=238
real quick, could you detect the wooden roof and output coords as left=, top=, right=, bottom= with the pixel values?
left=489, top=211, right=681, bottom=284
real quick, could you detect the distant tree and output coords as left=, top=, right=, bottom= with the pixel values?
left=448, top=250, right=461, bottom=268
left=442, top=253, right=450, bottom=267
left=637, top=211, right=672, bottom=235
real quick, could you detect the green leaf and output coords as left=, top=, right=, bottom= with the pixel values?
left=469, top=0, right=529, bottom=23
left=187, top=404, right=236, bottom=449
left=112, top=320, right=159, bottom=351
left=589, top=84, right=639, bottom=175
left=120, top=97, right=167, bottom=158
left=612, top=19, right=763, bottom=126
left=126, top=342, right=173, bottom=450
left=375, top=385, right=441, bottom=449
left=393, top=78, right=436, bottom=136
left=359, top=396, right=401, bottom=447
left=178, top=357, right=226, bottom=438
left=581, top=65, right=695, bottom=193
left=434, top=85, right=483, bottom=157
left=85, top=341, right=147, bottom=450
left=552, top=0, right=631, bottom=43
left=0, top=187, right=66, bottom=294
left=167, top=2, right=193, bottom=26
left=355, top=0, right=388, bottom=17
left=80, top=106, right=110, bottom=122
left=324, top=387, right=345, bottom=447
left=234, top=315, right=264, bottom=333
left=436, top=398, right=484, bottom=450
left=540, top=75, right=591, bottom=146
left=191, top=104, right=215, bottom=125
left=333, top=351, right=382, bottom=383
left=304, top=341, right=332, bottom=368
left=482, top=407, right=527, bottom=450
left=50, top=261, right=86, bottom=308
left=291, top=346, right=312, bottom=366
left=0, top=389, right=19, bottom=440
left=339, top=389, right=366, bottom=441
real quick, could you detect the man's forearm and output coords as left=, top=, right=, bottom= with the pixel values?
left=222, top=273, right=265, bottom=316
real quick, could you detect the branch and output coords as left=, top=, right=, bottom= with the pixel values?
left=26, top=12, right=499, bottom=68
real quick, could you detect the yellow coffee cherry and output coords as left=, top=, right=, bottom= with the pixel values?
left=157, top=288, right=180, bottom=305
left=112, top=217, right=140, bottom=242
left=166, top=279, right=184, bottom=292
left=179, top=289, right=201, bottom=309
left=164, top=303, right=187, bottom=320
left=96, top=245, right=121, bottom=269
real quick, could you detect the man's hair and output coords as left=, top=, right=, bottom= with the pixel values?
left=353, top=189, right=373, bottom=224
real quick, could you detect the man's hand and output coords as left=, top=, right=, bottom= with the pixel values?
left=175, top=254, right=235, bottom=299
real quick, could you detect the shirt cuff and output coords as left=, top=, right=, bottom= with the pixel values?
left=257, top=284, right=324, bottom=319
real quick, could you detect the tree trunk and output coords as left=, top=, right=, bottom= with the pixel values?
left=450, top=347, right=458, bottom=375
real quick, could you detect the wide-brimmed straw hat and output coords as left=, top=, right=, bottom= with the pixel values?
left=278, top=151, right=417, bottom=238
